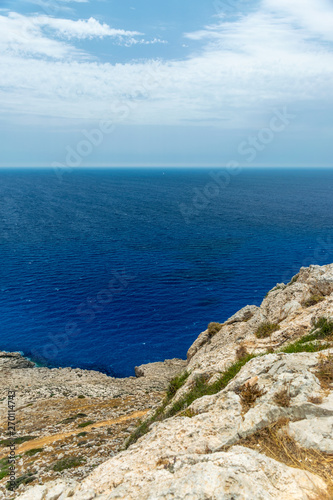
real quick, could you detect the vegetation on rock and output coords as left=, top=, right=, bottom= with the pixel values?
left=77, top=421, right=95, bottom=428
left=273, top=387, right=291, bottom=407
left=0, top=436, right=36, bottom=447
left=52, top=456, right=85, bottom=472
left=234, top=419, right=333, bottom=498
left=255, top=322, right=280, bottom=338
left=303, top=294, right=325, bottom=307
left=207, top=322, right=223, bottom=337
left=126, top=354, right=256, bottom=448
left=281, top=317, right=333, bottom=354
left=237, top=382, right=266, bottom=412
left=24, top=448, right=43, bottom=457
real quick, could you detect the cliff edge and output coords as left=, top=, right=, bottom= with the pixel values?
left=8, top=264, right=333, bottom=499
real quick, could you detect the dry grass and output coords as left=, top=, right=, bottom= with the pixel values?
left=236, top=345, right=249, bottom=361
left=316, top=354, right=333, bottom=389
left=179, top=408, right=196, bottom=418
left=156, top=458, right=170, bottom=468
left=308, top=396, right=323, bottom=405
left=236, top=419, right=333, bottom=498
left=208, top=322, right=223, bottom=337
left=155, top=457, right=176, bottom=472
left=237, top=383, right=266, bottom=412
left=273, top=386, right=291, bottom=407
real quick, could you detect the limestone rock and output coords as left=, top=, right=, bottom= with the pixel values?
left=16, top=480, right=79, bottom=500
left=0, top=351, right=35, bottom=370
left=56, top=350, right=332, bottom=499
left=187, top=329, right=211, bottom=361
left=225, top=304, right=259, bottom=324
left=134, top=358, right=187, bottom=381
left=13, top=263, right=333, bottom=499
left=15, top=450, right=328, bottom=500
left=288, top=417, right=333, bottom=453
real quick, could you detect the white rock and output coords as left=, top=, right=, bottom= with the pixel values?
left=15, top=485, right=46, bottom=500
left=288, top=417, right=333, bottom=453
left=80, top=447, right=327, bottom=500
left=14, top=264, right=333, bottom=500
left=225, top=305, right=259, bottom=324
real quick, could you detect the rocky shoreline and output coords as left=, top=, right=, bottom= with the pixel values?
left=0, top=353, right=186, bottom=498
left=2, top=263, right=333, bottom=499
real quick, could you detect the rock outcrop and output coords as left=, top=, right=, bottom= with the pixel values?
left=6, top=264, right=333, bottom=499
left=0, top=351, right=35, bottom=370
left=0, top=356, right=185, bottom=498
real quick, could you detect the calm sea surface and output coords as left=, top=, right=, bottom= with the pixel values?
left=1, top=168, right=333, bottom=376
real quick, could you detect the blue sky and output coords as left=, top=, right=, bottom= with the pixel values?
left=1, top=0, right=333, bottom=167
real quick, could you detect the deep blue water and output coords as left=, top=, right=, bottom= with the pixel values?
left=1, top=168, right=333, bottom=377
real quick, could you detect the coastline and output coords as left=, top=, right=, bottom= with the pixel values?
left=2, top=263, right=333, bottom=499
left=0, top=351, right=186, bottom=497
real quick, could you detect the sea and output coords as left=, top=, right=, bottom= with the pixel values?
left=1, top=167, right=333, bottom=377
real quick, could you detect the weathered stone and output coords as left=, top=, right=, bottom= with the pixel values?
left=288, top=417, right=333, bottom=453
left=134, top=358, right=187, bottom=381
left=225, top=304, right=259, bottom=324
left=11, top=263, right=333, bottom=499
left=0, top=351, right=35, bottom=370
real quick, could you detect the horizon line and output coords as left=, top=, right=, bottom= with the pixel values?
left=1, top=165, right=333, bottom=169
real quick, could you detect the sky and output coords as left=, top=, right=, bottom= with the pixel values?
left=0, top=0, right=333, bottom=167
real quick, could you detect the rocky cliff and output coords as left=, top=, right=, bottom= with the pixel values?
left=0, top=354, right=185, bottom=498
left=5, top=264, right=333, bottom=499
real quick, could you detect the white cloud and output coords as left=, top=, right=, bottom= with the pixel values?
left=0, top=1, right=333, bottom=127
left=34, top=15, right=142, bottom=40
left=263, top=0, right=333, bottom=42
left=0, top=12, right=81, bottom=59
left=0, top=12, right=157, bottom=59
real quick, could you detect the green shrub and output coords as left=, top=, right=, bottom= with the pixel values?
left=0, top=469, right=8, bottom=480
left=166, top=354, right=256, bottom=418
left=24, top=448, right=43, bottom=457
left=124, top=372, right=190, bottom=449
left=125, top=354, right=256, bottom=449
left=61, top=416, right=77, bottom=424
left=0, top=458, right=9, bottom=480
left=77, top=441, right=87, bottom=447
left=6, top=473, right=36, bottom=490
left=281, top=341, right=330, bottom=354
left=77, top=421, right=94, bottom=428
left=303, top=295, right=325, bottom=308
left=295, top=317, right=333, bottom=345
left=255, top=322, right=280, bottom=339
left=77, top=432, right=88, bottom=437
left=165, top=371, right=189, bottom=400
left=312, top=317, right=333, bottom=338
left=208, top=322, right=223, bottom=337
left=281, top=317, right=333, bottom=354
left=61, top=413, right=88, bottom=424
left=78, top=395, right=85, bottom=399
left=0, top=436, right=35, bottom=447
left=52, top=456, right=85, bottom=472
